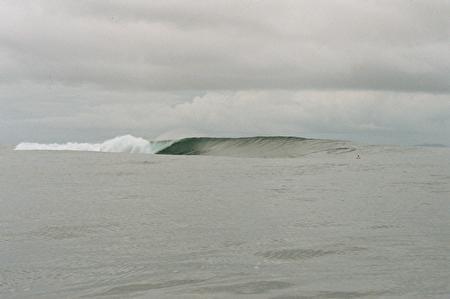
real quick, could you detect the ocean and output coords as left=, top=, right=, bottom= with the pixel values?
left=1, top=136, right=449, bottom=298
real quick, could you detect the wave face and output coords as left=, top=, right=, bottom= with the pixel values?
left=155, top=136, right=356, bottom=158
left=15, top=135, right=170, bottom=154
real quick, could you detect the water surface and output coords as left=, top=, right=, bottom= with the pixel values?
left=1, top=145, right=449, bottom=298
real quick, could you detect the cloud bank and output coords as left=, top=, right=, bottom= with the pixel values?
left=0, top=1, right=449, bottom=145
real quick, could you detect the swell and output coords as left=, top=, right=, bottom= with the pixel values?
left=155, top=136, right=356, bottom=158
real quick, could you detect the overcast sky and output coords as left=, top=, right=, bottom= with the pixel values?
left=1, top=0, right=449, bottom=145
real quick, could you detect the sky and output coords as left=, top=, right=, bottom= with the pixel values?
left=1, top=0, right=449, bottom=145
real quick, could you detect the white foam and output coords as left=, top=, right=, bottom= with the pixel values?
left=15, top=135, right=156, bottom=154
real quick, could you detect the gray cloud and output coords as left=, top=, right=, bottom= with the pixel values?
left=0, top=1, right=449, bottom=145
left=1, top=0, right=449, bottom=91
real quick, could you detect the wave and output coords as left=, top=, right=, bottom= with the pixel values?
left=15, top=135, right=356, bottom=158
left=155, top=136, right=356, bottom=158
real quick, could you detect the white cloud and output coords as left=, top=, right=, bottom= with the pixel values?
left=4, top=88, right=448, bottom=145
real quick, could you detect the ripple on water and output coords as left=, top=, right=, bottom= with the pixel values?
left=96, top=279, right=206, bottom=296
left=271, top=290, right=390, bottom=299
left=256, top=246, right=367, bottom=261
left=30, top=224, right=120, bottom=240
left=194, top=280, right=293, bottom=295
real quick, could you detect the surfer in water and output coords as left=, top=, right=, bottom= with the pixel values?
left=356, top=154, right=361, bottom=159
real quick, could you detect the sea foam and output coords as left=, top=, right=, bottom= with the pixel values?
left=15, top=135, right=156, bottom=154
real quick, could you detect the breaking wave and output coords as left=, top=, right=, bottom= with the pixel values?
left=15, top=135, right=356, bottom=157
left=15, top=135, right=170, bottom=154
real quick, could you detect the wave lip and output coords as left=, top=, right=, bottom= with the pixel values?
left=155, top=136, right=355, bottom=158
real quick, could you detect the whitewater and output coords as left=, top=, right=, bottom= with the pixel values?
left=2, top=136, right=450, bottom=298
left=15, top=135, right=161, bottom=154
